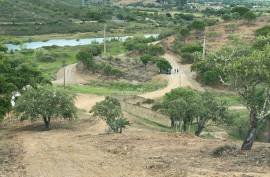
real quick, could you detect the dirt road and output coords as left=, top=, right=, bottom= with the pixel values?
left=140, top=52, right=203, bottom=99
left=17, top=121, right=270, bottom=177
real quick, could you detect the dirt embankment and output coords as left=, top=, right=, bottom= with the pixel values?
left=12, top=119, right=270, bottom=177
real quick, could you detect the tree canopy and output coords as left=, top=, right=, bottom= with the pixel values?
left=153, top=88, right=229, bottom=135
left=15, top=86, right=77, bottom=129
left=0, top=56, right=48, bottom=120
left=91, top=96, right=129, bottom=133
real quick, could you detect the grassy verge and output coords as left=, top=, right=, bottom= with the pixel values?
left=213, top=91, right=243, bottom=106
left=125, top=111, right=173, bottom=132
left=227, top=109, right=249, bottom=140
left=65, top=80, right=167, bottom=95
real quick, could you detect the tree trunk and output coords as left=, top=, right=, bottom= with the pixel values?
left=170, top=118, right=175, bottom=128
left=241, top=109, right=257, bottom=150
left=267, top=118, right=270, bottom=143
left=119, top=127, right=122, bottom=134
left=43, top=117, right=51, bottom=130
left=183, top=120, right=187, bottom=132
left=195, top=125, right=203, bottom=136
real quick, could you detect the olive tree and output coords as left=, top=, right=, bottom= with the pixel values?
left=15, top=86, right=77, bottom=129
left=90, top=97, right=129, bottom=133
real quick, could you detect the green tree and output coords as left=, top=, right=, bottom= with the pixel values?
left=89, top=45, right=102, bottom=56
left=179, top=27, right=190, bottom=42
left=146, top=45, right=165, bottom=56
left=0, top=44, right=8, bottom=53
left=156, top=58, right=172, bottom=74
left=243, top=11, right=256, bottom=23
left=154, top=88, right=228, bottom=135
left=90, top=97, right=129, bottom=133
left=231, top=6, right=250, bottom=16
left=0, top=56, right=48, bottom=120
left=227, top=47, right=270, bottom=150
left=190, top=20, right=206, bottom=38
left=194, top=92, right=228, bottom=136
left=76, top=49, right=95, bottom=71
left=15, top=86, right=77, bottom=129
left=140, top=54, right=152, bottom=66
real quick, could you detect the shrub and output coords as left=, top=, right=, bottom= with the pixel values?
left=35, top=49, right=56, bottom=62
left=102, top=64, right=123, bottom=77
left=190, top=20, right=206, bottom=31
left=231, top=6, right=250, bottom=16
left=174, top=13, right=194, bottom=21
left=140, top=54, right=153, bottom=66
left=89, top=45, right=102, bottom=56
left=180, top=43, right=203, bottom=64
left=180, top=43, right=203, bottom=54
left=76, top=50, right=95, bottom=71
left=181, top=52, right=196, bottom=64
left=253, top=36, right=270, bottom=50
left=243, top=11, right=256, bottom=22
left=91, top=97, right=129, bottom=133
left=0, top=44, right=8, bottom=53
left=255, top=25, right=270, bottom=37
left=145, top=45, right=165, bottom=56
left=202, top=70, right=220, bottom=85
left=156, top=58, right=172, bottom=74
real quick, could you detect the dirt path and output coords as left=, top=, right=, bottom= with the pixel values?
left=17, top=124, right=270, bottom=177
left=140, top=52, right=203, bottom=99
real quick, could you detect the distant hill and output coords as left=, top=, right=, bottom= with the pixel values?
left=0, top=0, right=83, bottom=22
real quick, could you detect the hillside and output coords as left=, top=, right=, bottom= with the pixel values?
left=0, top=0, right=83, bottom=22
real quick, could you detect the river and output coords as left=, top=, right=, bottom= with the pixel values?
left=6, top=34, right=159, bottom=51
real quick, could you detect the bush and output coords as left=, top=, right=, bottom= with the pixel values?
left=180, top=43, right=203, bottom=54
left=124, top=38, right=148, bottom=52
left=0, top=44, right=8, bottom=53
left=253, top=36, right=270, bottom=50
left=202, top=71, right=220, bottom=85
left=91, top=97, right=129, bottom=133
left=243, top=11, right=256, bottom=22
left=89, top=45, right=102, bottom=56
left=255, top=25, right=270, bottom=37
left=35, top=49, right=56, bottom=62
left=190, top=20, right=206, bottom=31
left=231, top=6, right=250, bottom=16
left=181, top=52, right=197, bottom=64
left=76, top=50, right=95, bottom=71
left=180, top=43, right=203, bottom=64
left=145, top=45, right=165, bottom=56
left=175, top=13, right=194, bottom=21
left=140, top=54, right=153, bottom=66
left=205, top=18, right=218, bottom=26
left=156, top=58, right=172, bottom=74
left=222, top=14, right=233, bottom=21
left=102, top=64, right=123, bottom=77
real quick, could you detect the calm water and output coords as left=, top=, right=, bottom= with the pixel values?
left=6, top=34, right=159, bottom=51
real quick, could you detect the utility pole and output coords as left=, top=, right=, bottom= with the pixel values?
left=62, top=61, right=67, bottom=88
left=104, top=24, right=107, bottom=56
left=202, top=34, right=206, bottom=60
